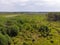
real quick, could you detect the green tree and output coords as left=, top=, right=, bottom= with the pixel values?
left=48, top=12, right=60, bottom=21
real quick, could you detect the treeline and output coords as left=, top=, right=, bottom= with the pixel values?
left=48, top=12, right=60, bottom=21
left=0, top=12, right=48, bottom=15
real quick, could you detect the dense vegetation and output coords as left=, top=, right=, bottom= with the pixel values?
left=0, top=12, right=60, bottom=45
left=48, top=12, right=60, bottom=21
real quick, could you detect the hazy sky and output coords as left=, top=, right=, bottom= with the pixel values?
left=0, top=0, right=60, bottom=12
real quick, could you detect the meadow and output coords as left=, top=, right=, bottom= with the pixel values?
left=0, top=12, right=60, bottom=45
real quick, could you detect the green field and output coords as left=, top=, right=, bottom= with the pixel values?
left=0, top=13, right=60, bottom=45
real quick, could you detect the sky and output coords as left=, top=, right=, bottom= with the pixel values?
left=0, top=0, right=60, bottom=12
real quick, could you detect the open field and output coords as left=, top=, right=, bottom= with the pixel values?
left=0, top=13, right=60, bottom=45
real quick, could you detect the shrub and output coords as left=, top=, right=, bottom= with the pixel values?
left=39, top=25, right=50, bottom=37
left=5, top=20, right=14, bottom=26
left=16, top=24, right=23, bottom=31
left=0, top=24, right=6, bottom=35
left=0, top=33, right=8, bottom=45
left=6, top=25, right=19, bottom=37
left=5, top=19, right=17, bottom=26
left=23, top=42, right=28, bottom=45
left=17, top=19, right=25, bottom=24
left=31, top=24, right=38, bottom=30
left=5, top=34, right=12, bottom=45
left=23, top=23, right=33, bottom=30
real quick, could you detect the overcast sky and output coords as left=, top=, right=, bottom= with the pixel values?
left=0, top=0, right=60, bottom=12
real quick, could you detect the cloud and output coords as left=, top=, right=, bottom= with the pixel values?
left=0, top=0, right=60, bottom=12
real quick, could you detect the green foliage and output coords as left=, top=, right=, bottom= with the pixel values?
left=0, top=13, right=60, bottom=45
left=0, top=24, right=6, bottom=35
left=6, top=25, right=19, bottom=37
left=39, top=25, right=50, bottom=37
left=5, top=19, right=17, bottom=26
left=0, top=33, right=9, bottom=45
left=23, top=42, right=28, bottom=45
left=48, top=12, right=60, bottom=21
left=23, top=23, right=33, bottom=30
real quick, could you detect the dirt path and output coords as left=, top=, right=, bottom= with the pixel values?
left=5, top=14, right=19, bottom=17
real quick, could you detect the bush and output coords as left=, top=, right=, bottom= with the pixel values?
left=5, top=34, right=12, bottom=45
left=23, top=42, right=28, bottom=45
left=39, top=25, right=50, bottom=37
left=0, top=24, right=6, bottom=35
left=5, top=20, right=17, bottom=26
left=0, top=33, right=8, bottom=45
left=6, top=25, right=19, bottom=37
left=16, top=23, right=23, bottom=31
left=23, top=23, right=33, bottom=30
left=5, top=20, right=14, bottom=26
left=17, top=19, right=25, bottom=24
left=31, top=24, right=38, bottom=30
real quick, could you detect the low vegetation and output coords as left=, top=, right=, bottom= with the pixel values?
left=0, top=12, right=60, bottom=45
